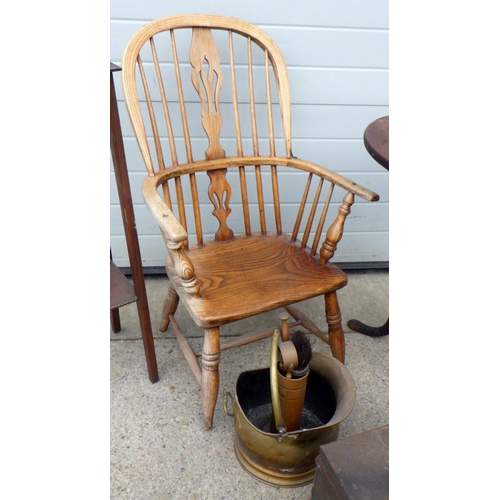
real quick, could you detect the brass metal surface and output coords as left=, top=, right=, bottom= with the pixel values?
left=231, top=343, right=356, bottom=487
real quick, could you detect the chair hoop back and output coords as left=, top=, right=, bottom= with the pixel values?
left=122, top=14, right=292, bottom=176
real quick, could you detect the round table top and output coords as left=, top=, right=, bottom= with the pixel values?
left=363, top=116, right=389, bottom=170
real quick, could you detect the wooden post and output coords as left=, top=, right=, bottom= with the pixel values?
left=320, top=192, right=355, bottom=265
left=201, top=327, right=220, bottom=430
left=110, top=63, right=159, bottom=383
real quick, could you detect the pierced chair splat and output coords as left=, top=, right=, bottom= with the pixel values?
left=121, top=14, right=379, bottom=429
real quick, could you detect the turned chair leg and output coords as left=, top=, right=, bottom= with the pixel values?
left=201, top=327, right=220, bottom=430
left=160, top=284, right=180, bottom=331
left=325, top=291, right=345, bottom=363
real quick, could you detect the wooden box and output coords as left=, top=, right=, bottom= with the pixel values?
left=311, top=425, right=389, bottom=499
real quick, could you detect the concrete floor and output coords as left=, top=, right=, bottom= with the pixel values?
left=110, top=269, right=388, bottom=499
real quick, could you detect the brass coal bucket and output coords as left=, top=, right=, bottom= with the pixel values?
left=225, top=330, right=356, bottom=487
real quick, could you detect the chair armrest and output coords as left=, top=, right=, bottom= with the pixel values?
left=142, top=174, right=188, bottom=243
left=142, top=175, right=200, bottom=296
left=285, top=157, right=380, bottom=202
left=142, top=156, right=379, bottom=203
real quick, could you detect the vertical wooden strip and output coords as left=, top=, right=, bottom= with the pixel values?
left=265, top=50, right=275, bottom=156
left=231, top=32, right=249, bottom=232
left=320, top=192, right=355, bottom=265
left=248, top=38, right=264, bottom=232
left=189, top=173, right=203, bottom=247
left=271, top=165, right=282, bottom=234
left=175, top=176, right=188, bottom=250
left=311, top=182, right=334, bottom=256
left=291, top=173, right=313, bottom=242
left=229, top=31, right=243, bottom=157
left=137, top=54, right=164, bottom=173
left=239, top=166, right=251, bottom=235
left=255, top=166, right=266, bottom=234
left=270, top=52, right=292, bottom=157
left=247, top=37, right=259, bottom=155
left=150, top=37, right=178, bottom=167
left=266, top=52, right=281, bottom=232
left=301, top=178, right=323, bottom=248
left=162, top=179, right=172, bottom=210
left=171, top=30, right=193, bottom=163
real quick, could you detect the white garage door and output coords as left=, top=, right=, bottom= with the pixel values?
left=110, top=0, right=389, bottom=269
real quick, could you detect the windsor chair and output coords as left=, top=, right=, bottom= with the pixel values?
left=121, top=14, right=379, bottom=429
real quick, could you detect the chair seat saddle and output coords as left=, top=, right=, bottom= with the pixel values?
left=167, top=234, right=348, bottom=329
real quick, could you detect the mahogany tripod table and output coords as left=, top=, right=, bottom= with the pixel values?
left=347, top=116, right=389, bottom=337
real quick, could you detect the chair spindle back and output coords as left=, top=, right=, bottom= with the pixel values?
left=122, top=15, right=354, bottom=255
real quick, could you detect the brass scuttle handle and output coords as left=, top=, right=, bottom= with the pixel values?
left=270, top=329, right=287, bottom=435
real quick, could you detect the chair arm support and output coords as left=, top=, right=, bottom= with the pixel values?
left=166, top=240, right=201, bottom=297
left=142, top=175, right=201, bottom=296
left=284, top=158, right=378, bottom=264
left=320, top=192, right=354, bottom=265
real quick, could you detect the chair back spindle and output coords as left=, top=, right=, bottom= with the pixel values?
left=150, top=37, right=178, bottom=169
left=171, top=30, right=194, bottom=165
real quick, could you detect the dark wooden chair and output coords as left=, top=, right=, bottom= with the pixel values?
left=121, top=14, right=379, bottom=429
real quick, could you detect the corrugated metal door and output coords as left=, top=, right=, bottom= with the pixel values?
left=110, top=0, right=388, bottom=268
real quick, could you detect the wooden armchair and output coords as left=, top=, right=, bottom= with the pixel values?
left=121, top=14, right=379, bottom=429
